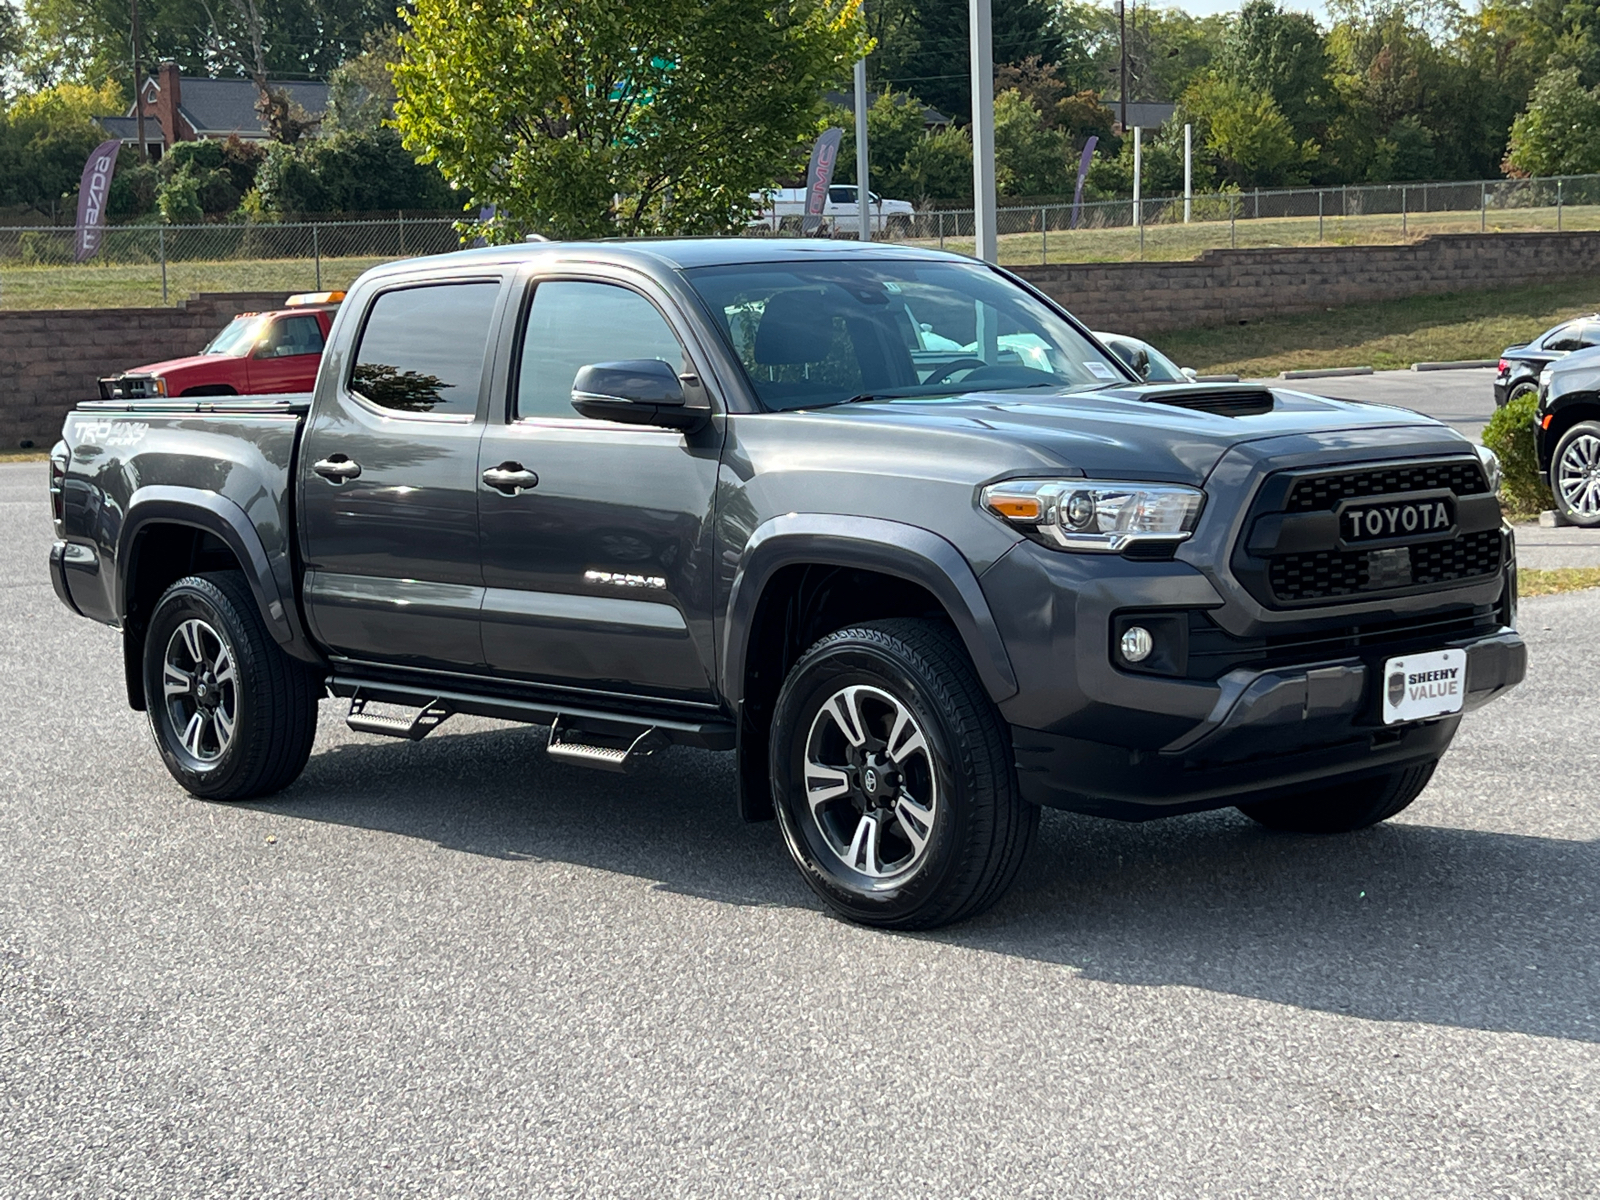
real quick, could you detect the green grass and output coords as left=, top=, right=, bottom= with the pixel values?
left=1152, top=276, right=1600, bottom=377
left=0, top=255, right=395, bottom=310
left=0, top=449, right=48, bottom=462
left=916, top=203, right=1600, bottom=267
left=1519, top=567, right=1600, bottom=596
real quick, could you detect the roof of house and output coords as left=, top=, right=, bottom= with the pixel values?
left=170, top=77, right=330, bottom=137
left=97, top=115, right=165, bottom=142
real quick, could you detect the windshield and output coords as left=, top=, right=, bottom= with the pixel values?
left=682, top=260, right=1128, bottom=411
left=204, top=315, right=268, bottom=356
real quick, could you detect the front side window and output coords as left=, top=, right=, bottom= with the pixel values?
left=1543, top=323, right=1586, bottom=352
left=350, top=282, right=499, bottom=415
left=516, top=281, right=686, bottom=419
left=683, top=260, right=1126, bottom=412
left=259, top=315, right=326, bottom=358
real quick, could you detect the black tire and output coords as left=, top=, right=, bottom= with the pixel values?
left=1550, top=419, right=1600, bottom=528
left=1236, top=761, right=1438, bottom=833
left=769, top=618, right=1037, bottom=930
left=143, top=572, right=319, bottom=801
left=1505, top=380, right=1538, bottom=408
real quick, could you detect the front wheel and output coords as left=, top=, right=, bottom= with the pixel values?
left=143, top=572, right=320, bottom=800
left=1236, top=761, right=1437, bottom=833
left=769, top=619, right=1037, bottom=930
left=1551, top=419, right=1600, bottom=528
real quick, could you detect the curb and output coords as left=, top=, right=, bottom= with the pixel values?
left=1193, top=373, right=1241, bottom=383
left=1280, top=366, right=1375, bottom=380
left=1411, top=360, right=1499, bottom=372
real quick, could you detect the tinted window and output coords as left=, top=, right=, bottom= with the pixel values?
left=351, top=283, right=499, bottom=415
left=684, top=261, right=1124, bottom=411
left=517, top=281, right=685, bottom=419
left=1581, top=324, right=1600, bottom=349
left=261, top=314, right=325, bottom=358
left=828, top=187, right=855, bottom=204
left=1543, top=323, right=1586, bottom=352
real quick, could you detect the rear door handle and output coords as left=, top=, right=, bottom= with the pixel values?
left=312, top=455, right=362, bottom=482
left=482, top=463, right=540, bottom=494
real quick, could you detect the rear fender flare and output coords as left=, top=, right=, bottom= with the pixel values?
left=720, top=513, right=1019, bottom=707
left=117, top=486, right=321, bottom=664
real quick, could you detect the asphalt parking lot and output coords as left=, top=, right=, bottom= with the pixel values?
left=4, top=448, right=1598, bottom=1195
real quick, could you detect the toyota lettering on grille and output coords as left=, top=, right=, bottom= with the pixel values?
left=1337, top=495, right=1456, bottom=546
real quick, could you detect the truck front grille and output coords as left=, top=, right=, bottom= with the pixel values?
left=1234, top=457, right=1503, bottom=607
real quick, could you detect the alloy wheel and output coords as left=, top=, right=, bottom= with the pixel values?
left=803, top=684, right=939, bottom=882
left=162, top=618, right=238, bottom=764
left=1557, top=433, right=1600, bottom=517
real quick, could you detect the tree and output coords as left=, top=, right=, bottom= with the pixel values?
left=1218, top=1, right=1337, bottom=141
left=0, top=79, right=123, bottom=218
left=832, top=91, right=929, bottom=192
left=392, top=0, right=868, bottom=238
left=0, top=2, right=24, bottom=95
left=897, top=124, right=972, bottom=201
left=992, top=89, right=1071, bottom=195
left=873, top=0, right=1063, bottom=122
left=1504, top=64, right=1600, bottom=175
left=325, top=28, right=400, bottom=135
left=1181, top=74, right=1316, bottom=188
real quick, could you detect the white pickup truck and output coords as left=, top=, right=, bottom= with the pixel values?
left=749, top=186, right=916, bottom=235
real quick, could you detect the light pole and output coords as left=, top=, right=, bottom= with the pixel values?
left=854, top=58, right=871, bottom=243
left=969, top=0, right=997, bottom=262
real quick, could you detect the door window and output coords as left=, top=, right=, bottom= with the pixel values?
left=1542, top=322, right=1587, bottom=352
left=350, top=282, right=500, bottom=415
left=259, top=315, right=326, bottom=358
left=516, top=281, right=686, bottom=419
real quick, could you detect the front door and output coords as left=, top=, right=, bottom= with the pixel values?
left=247, top=313, right=327, bottom=394
left=477, top=274, right=721, bottom=701
left=299, top=277, right=506, bottom=670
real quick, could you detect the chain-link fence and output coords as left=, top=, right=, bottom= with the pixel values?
left=746, top=173, right=1600, bottom=267
left=6, top=172, right=1600, bottom=309
left=0, top=217, right=462, bottom=310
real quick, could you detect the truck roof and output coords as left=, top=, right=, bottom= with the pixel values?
left=362, top=237, right=965, bottom=280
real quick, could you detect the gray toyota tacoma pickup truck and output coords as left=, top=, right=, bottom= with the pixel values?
left=49, top=239, right=1526, bottom=928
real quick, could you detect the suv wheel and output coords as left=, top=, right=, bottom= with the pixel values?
left=1236, top=761, right=1437, bottom=833
left=769, top=619, right=1037, bottom=929
left=1552, top=419, right=1600, bottom=528
left=143, top=572, right=320, bottom=801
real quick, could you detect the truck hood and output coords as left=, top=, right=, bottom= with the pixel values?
left=825, top=383, right=1460, bottom=484
left=113, top=353, right=232, bottom=378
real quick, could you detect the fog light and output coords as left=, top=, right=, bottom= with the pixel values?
left=1120, top=625, right=1154, bottom=663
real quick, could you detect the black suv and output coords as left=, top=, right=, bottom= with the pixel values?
left=48, top=239, right=1525, bottom=929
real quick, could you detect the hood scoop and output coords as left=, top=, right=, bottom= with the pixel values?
left=1100, top=383, right=1276, bottom=417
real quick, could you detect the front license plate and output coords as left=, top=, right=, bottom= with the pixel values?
left=1382, top=648, right=1468, bottom=724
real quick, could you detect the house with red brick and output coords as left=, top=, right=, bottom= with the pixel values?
left=96, top=62, right=330, bottom=158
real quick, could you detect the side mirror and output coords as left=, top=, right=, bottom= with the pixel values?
left=571, top=359, right=705, bottom=430
left=1131, top=346, right=1151, bottom=380
left=1181, top=366, right=1199, bottom=381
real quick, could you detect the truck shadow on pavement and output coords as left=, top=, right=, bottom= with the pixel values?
left=280, top=719, right=1599, bottom=1045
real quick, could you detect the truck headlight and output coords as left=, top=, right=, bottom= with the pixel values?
left=981, top=479, right=1205, bottom=553
left=1475, top=445, right=1502, bottom=494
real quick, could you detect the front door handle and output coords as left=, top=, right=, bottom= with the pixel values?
left=482, top=462, right=540, bottom=494
left=312, top=455, right=362, bottom=482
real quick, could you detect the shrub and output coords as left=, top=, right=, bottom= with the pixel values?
left=1483, top=392, right=1546, bottom=514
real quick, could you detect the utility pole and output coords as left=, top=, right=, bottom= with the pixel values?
left=854, top=58, right=871, bottom=243
left=131, top=0, right=148, bottom=159
left=1118, top=0, right=1128, bottom=132
left=969, top=0, right=997, bottom=262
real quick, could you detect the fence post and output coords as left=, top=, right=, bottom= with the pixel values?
left=938, top=210, right=945, bottom=251
left=313, top=224, right=322, bottom=289
left=1040, top=206, right=1047, bottom=265
left=159, top=226, right=168, bottom=306
left=1558, top=178, right=1564, bottom=231
left=1401, top=185, right=1407, bottom=235
left=398, top=210, right=406, bottom=255
left=1481, top=182, right=1487, bottom=232
left=1230, top=194, right=1236, bottom=248
left=1318, top=189, right=1324, bottom=242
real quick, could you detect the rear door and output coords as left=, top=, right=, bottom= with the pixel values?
left=247, top=313, right=328, bottom=394
left=475, top=269, right=722, bottom=701
left=298, top=276, right=508, bottom=670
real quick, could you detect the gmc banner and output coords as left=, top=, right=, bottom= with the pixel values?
left=74, top=139, right=122, bottom=262
left=803, top=128, right=842, bottom=236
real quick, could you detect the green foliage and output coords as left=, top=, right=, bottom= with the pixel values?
left=1219, top=1, right=1336, bottom=141
left=325, top=28, right=401, bottom=135
left=1181, top=75, right=1316, bottom=188
left=1504, top=66, right=1600, bottom=176
left=993, top=90, right=1072, bottom=195
left=1086, top=124, right=1191, bottom=198
left=0, top=80, right=123, bottom=218
left=248, top=127, right=453, bottom=216
left=898, top=125, right=973, bottom=201
left=156, top=169, right=204, bottom=223
left=392, top=0, right=868, bottom=238
left=833, top=92, right=930, bottom=190
left=1483, top=392, right=1546, bottom=514
left=871, top=0, right=1064, bottom=122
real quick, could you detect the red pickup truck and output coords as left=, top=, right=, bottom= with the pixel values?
left=98, top=292, right=343, bottom=400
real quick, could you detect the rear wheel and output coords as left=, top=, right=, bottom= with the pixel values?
left=143, top=572, right=319, bottom=800
left=1551, top=420, right=1600, bottom=528
left=769, top=619, right=1037, bottom=930
left=1504, top=380, right=1538, bottom=408
left=1236, top=761, right=1437, bottom=833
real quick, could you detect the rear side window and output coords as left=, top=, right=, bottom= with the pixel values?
left=1543, top=323, right=1587, bottom=352
left=351, top=282, right=500, bottom=415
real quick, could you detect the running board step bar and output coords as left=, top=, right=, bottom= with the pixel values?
left=546, top=716, right=667, bottom=774
left=346, top=692, right=452, bottom=740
